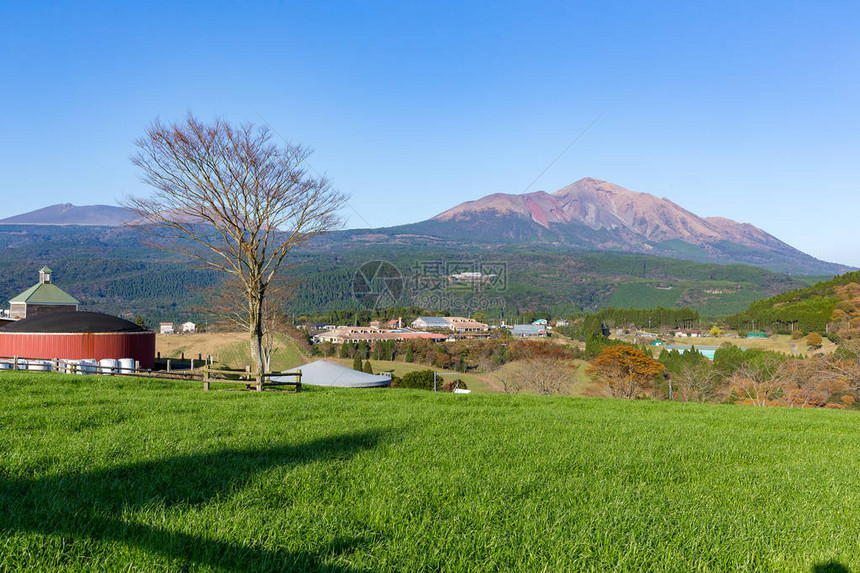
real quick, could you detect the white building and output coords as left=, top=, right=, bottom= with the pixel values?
left=159, top=322, right=175, bottom=335
left=181, top=321, right=196, bottom=333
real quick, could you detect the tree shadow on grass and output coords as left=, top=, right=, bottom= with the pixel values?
left=0, top=430, right=391, bottom=572
left=812, top=562, right=850, bottom=573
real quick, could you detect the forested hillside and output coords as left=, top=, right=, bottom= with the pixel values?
left=727, top=270, right=860, bottom=337
left=0, top=225, right=823, bottom=322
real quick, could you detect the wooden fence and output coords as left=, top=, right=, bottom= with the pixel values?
left=0, top=355, right=301, bottom=392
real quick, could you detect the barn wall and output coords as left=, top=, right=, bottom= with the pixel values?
left=0, top=332, right=155, bottom=369
left=24, top=304, right=78, bottom=319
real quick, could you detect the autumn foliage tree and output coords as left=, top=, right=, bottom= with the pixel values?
left=806, top=332, right=823, bottom=349
left=587, top=346, right=665, bottom=399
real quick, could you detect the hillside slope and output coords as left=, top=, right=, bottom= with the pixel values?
left=727, top=270, right=860, bottom=336
left=3, top=374, right=860, bottom=571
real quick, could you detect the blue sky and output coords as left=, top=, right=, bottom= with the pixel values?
left=1, top=1, right=858, bottom=265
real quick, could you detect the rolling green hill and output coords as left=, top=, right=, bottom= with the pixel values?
left=1, top=372, right=859, bottom=571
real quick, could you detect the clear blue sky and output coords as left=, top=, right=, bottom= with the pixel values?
left=1, top=1, right=858, bottom=266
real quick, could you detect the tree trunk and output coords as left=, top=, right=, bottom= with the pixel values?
left=249, top=291, right=265, bottom=378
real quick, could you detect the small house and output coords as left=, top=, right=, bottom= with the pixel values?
left=159, top=322, right=175, bottom=335
left=181, top=321, right=196, bottom=333
left=512, top=324, right=547, bottom=337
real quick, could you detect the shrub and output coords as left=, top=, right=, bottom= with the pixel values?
left=400, top=369, right=435, bottom=390
left=806, top=332, right=823, bottom=349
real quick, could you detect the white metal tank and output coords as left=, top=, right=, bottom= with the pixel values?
left=98, top=358, right=119, bottom=375
left=77, top=359, right=98, bottom=375
left=119, top=358, right=136, bottom=374
left=27, top=360, right=52, bottom=371
left=59, top=359, right=79, bottom=374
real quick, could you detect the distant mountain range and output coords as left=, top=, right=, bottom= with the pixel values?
left=0, top=204, right=134, bottom=226
left=332, top=178, right=850, bottom=275
left=3, top=179, right=852, bottom=275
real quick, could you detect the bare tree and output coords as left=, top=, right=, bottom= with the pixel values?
left=729, top=354, right=787, bottom=407
left=498, top=358, right=577, bottom=396
left=674, top=362, right=722, bottom=403
left=204, top=275, right=294, bottom=372
left=126, top=115, right=346, bottom=377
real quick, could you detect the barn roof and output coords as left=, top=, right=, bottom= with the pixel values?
left=0, top=311, right=149, bottom=333
left=512, top=324, right=546, bottom=335
left=415, top=316, right=451, bottom=328
left=270, top=360, right=391, bottom=388
left=9, top=282, right=79, bottom=305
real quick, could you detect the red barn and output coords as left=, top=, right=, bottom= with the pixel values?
left=0, top=311, right=155, bottom=369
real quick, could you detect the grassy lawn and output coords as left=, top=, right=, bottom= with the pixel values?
left=2, top=373, right=859, bottom=571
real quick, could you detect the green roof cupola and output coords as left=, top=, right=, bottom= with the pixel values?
left=39, top=266, right=53, bottom=284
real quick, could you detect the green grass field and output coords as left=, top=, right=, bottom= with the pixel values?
left=1, top=372, right=859, bottom=572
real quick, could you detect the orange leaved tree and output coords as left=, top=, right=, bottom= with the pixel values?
left=587, top=345, right=665, bottom=399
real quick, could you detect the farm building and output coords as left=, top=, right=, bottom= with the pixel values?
left=512, top=324, right=547, bottom=337
left=313, top=326, right=446, bottom=344
left=181, top=321, right=196, bottom=333
left=0, top=311, right=156, bottom=369
left=159, top=322, right=175, bottom=334
left=8, top=267, right=79, bottom=320
left=270, top=360, right=391, bottom=388
left=411, top=317, right=488, bottom=332
left=411, top=316, right=451, bottom=330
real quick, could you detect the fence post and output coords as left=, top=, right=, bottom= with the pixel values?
left=203, top=366, right=210, bottom=391
left=296, top=369, right=302, bottom=393
left=13, top=356, right=18, bottom=371
left=167, top=359, right=171, bottom=372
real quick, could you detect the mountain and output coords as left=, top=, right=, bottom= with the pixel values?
left=334, top=178, right=850, bottom=276
left=0, top=204, right=135, bottom=226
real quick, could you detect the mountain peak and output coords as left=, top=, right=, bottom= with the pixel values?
left=417, top=178, right=851, bottom=274
left=0, top=204, right=135, bottom=226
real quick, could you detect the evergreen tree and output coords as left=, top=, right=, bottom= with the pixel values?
left=353, top=354, right=363, bottom=371
left=363, top=361, right=373, bottom=374
left=339, top=343, right=349, bottom=358
left=405, top=344, right=414, bottom=363
left=585, top=334, right=603, bottom=358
